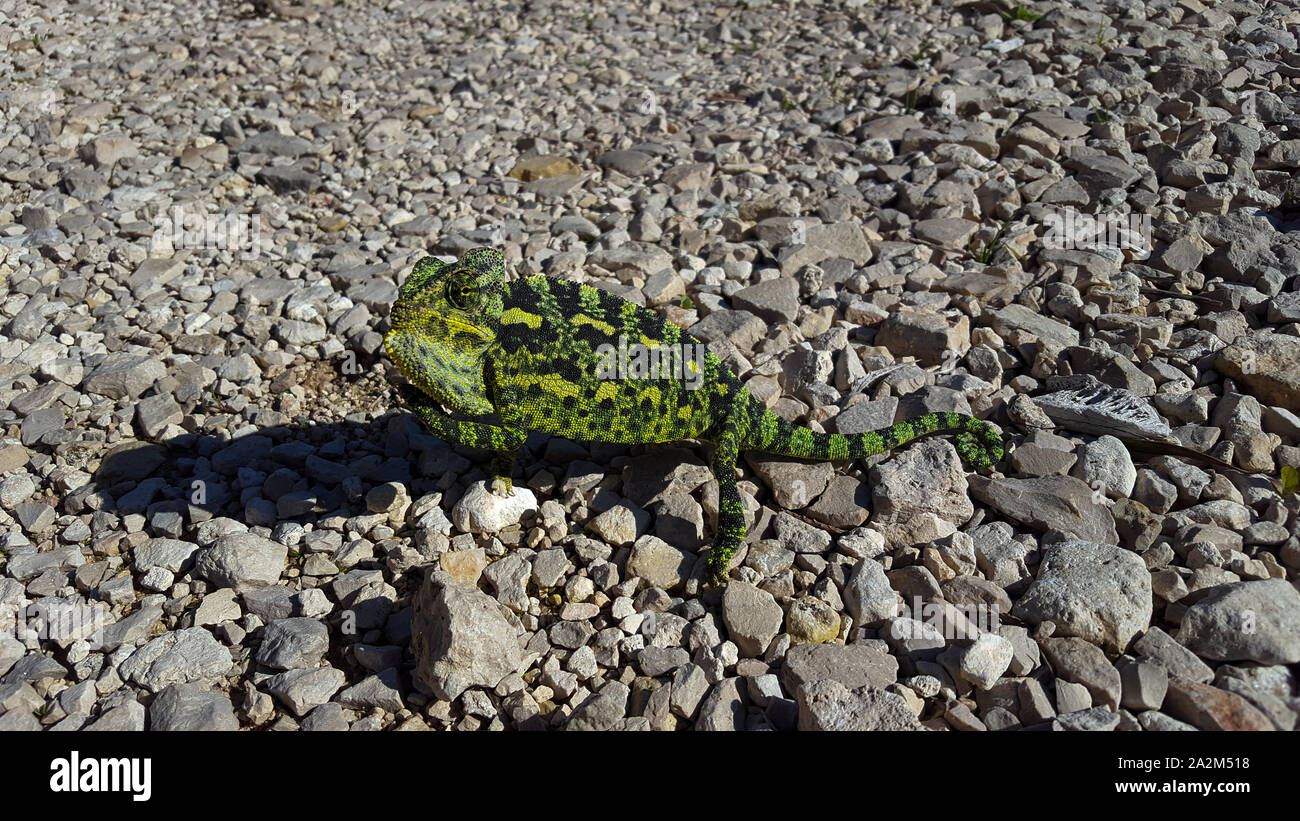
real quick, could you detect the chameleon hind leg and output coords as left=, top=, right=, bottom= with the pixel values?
left=707, top=404, right=750, bottom=586
left=399, top=384, right=525, bottom=495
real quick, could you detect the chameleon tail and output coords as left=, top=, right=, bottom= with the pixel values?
left=743, top=406, right=1004, bottom=468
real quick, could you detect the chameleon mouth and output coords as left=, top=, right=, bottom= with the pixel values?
left=441, top=314, right=495, bottom=342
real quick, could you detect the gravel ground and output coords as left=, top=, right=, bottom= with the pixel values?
left=1, top=0, right=1298, bottom=732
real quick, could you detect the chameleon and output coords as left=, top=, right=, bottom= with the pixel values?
left=385, top=247, right=1004, bottom=585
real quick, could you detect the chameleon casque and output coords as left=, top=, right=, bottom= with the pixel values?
left=385, top=247, right=1004, bottom=585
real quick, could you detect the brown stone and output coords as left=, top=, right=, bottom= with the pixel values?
left=1163, top=678, right=1274, bottom=731
left=507, top=154, right=581, bottom=181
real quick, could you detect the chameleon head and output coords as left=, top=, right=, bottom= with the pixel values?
left=384, top=248, right=507, bottom=409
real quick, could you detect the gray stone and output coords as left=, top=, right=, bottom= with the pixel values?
left=1034, top=379, right=1171, bottom=440
left=530, top=549, right=569, bottom=588
left=210, top=436, right=272, bottom=475
left=1133, top=627, right=1214, bottom=684
left=241, top=130, right=318, bottom=157
left=565, top=680, right=630, bottom=731
left=1216, top=333, right=1300, bottom=410
left=99, top=606, right=164, bottom=652
left=990, top=304, right=1080, bottom=347
left=795, top=680, right=920, bottom=730
left=119, top=628, right=232, bottom=693
left=870, top=438, right=973, bottom=542
left=1177, top=580, right=1300, bottom=664
left=135, top=394, right=183, bottom=438
left=14, top=502, right=56, bottom=533
left=695, top=678, right=747, bottom=731
left=451, top=482, right=539, bottom=534
left=876, top=308, right=970, bottom=368
left=82, top=353, right=166, bottom=400
left=1018, top=678, right=1056, bottom=724
left=1117, top=656, right=1169, bottom=711
left=0, top=680, right=44, bottom=714
left=1054, top=679, right=1092, bottom=714
left=149, top=683, right=238, bottom=731
left=722, top=582, right=783, bottom=657
left=194, top=533, right=287, bottom=592
left=411, top=577, right=523, bottom=701
left=255, top=618, right=329, bottom=670
left=257, top=165, right=321, bottom=194
left=550, top=619, right=595, bottom=649
left=1041, top=637, right=1122, bottom=711
left=133, top=538, right=200, bottom=573
left=300, top=703, right=352, bottom=731
left=1137, top=711, right=1197, bottom=731
left=688, top=310, right=767, bottom=352
left=970, top=477, right=1119, bottom=545
left=626, top=535, right=695, bottom=591
left=265, top=667, right=346, bottom=717
left=1054, top=706, right=1120, bottom=731
left=1012, top=540, right=1152, bottom=652
left=242, top=585, right=295, bottom=622
left=6, top=545, right=80, bottom=581
left=482, top=553, right=531, bottom=611
left=744, top=541, right=795, bottom=578
left=84, top=700, right=146, bottom=731
left=731, top=278, right=799, bottom=323
left=781, top=642, right=898, bottom=694
left=833, top=398, right=899, bottom=434
left=335, top=669, right=405, bottom=712
left=637, top=646, right=690, bottom=677
left=1071, top=435, right=1137, bottom=498
left=595, top=150, right=653, bottom=176
left=803, top=474, right=872, bottom=528
left=744, top=453, right=832, bottom=510
left=670, top=664, right=711, bottom=720
left=194, top=588, right=242, bottom=626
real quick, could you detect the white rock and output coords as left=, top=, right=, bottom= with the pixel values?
left=451, top=481, right=538, bottom=533
left=959, top=632, right=1015, bottom=690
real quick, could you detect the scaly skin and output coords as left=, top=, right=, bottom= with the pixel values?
left=385, top=247, right=1004, bottom=585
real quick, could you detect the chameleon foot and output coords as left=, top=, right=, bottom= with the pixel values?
left=490, top=476, right=514, bottom=497
left=705, top=555, right=733, bottom=587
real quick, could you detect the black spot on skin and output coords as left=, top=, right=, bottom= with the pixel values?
left=551, top=284, right=584, bottom=317
left=634, top=306, right=666, bottom=341
left=572, top=323, right=614, bottom=352
left=556, top=360, right=583, bottom=383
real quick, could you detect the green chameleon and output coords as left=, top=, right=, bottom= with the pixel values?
left=385, top=247, right=1004, bottom=585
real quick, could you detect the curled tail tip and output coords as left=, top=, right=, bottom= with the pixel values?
left=963, top=417, right=1005, bottom=468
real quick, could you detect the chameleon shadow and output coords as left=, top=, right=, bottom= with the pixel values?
left=81, top=408, right=526, bottom=679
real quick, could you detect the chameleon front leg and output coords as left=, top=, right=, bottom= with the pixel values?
left=398, top=384, right=525, bottom=495
left=708, top=407, right=749, bottom=586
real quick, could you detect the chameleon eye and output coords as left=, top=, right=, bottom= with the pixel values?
left=447, top=282, right=475, bottom=310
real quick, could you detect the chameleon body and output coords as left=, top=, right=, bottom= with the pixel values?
left=385, top=247, right=1004, bottom=584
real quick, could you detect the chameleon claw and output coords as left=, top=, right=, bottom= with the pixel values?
left=490, top=476, right=514, bottom=497
left=706, top=564, right=730, bottom=587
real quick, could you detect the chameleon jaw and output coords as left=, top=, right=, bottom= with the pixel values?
left=440, top=314, right=495, bottom=342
